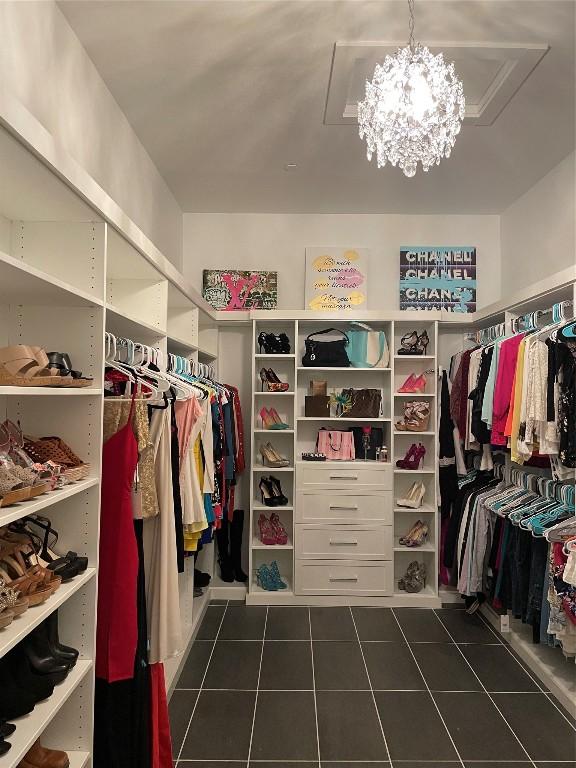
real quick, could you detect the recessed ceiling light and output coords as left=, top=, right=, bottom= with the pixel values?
left=284, top=163, right=297, bottom=171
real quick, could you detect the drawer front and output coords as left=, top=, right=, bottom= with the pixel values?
left=298, top=464, right=392, bottom=491
left=296, top=524, right=392, bottom=560
left=295, top=560, right=393, bottom=596
left=295, top=490, right=392, bottom=524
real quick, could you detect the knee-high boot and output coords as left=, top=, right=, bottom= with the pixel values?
left=216, top=517, right=234, bottom=582
left=230, top=509, right=248, bottom=583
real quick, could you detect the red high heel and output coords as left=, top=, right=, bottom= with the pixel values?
left=396, top=443, right=426, bottom=470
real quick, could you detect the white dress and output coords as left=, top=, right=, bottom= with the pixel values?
left=143, top=405, right=182, bottom=665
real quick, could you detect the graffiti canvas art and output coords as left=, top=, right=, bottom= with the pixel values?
left=399, top=247, right=477, bottom=312
left=202, top=270, right=278, bottom=311
left=305, top=247, right=369, bottom=311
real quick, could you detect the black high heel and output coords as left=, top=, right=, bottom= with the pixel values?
left=258, top=332, right=280, bottom=354
left=259, top=479, right=279, bottom=507
left=277, top=333, right=291, bottom=353
left=5, top=646, right=55, bottom=703
left=416, top=330, right=430, bottom=355
left=268, top=476, right=288, bottom=506
left=23, top=515, right=88, bottom=579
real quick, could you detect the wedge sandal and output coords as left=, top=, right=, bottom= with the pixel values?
left=0, top=345, right=66, bottom=387
left=0, top=466, right=31, bottom=507
left=46, top=352, right=94, bottom=388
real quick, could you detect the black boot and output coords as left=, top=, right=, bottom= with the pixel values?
left=21, top=628, right=69, bottom=682
left=0, top=658, right=37, bottom=720
left=216, top=518, right=234, bottom=582
left=6, top=647, right=54, bottom=703
left=45, top=611, right=79, bottom=666
left=230, top=509, right=248, bottom=583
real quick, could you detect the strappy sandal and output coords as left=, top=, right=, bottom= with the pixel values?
left=0, top=466, right=31, bottom=507
left=0, top=546, right=53, bottom=606
left=0, top=345, right=67, bottom=387
left=46, top=352, right=94, bottom=388
left=0, top=594, right=14, bottom=630
left=21, top=516, right=88, bottom=580
left=0, top=576, right=29, bottom=616
left=23, top=436, right=90, bottom=483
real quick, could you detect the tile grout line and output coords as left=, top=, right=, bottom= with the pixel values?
left=348, top=607, right=392, bottom=767
left=308, top=607, right=322, bottom=768
left=390, top=608, right=466, bottom=768
left=176, top=601, right=230, bottom=764
left=433, top=608, right=539, bottom=767
left=475, top=608, right=576, bottom=732
left=247, top=606, right=268, bottom=768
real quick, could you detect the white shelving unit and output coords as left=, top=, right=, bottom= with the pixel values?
left=247, top=317, right=440, bottom=607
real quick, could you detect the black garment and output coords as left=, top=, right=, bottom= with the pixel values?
left=557, top=343, right=576, bottom=467
left=94, top=520, right=151, bottom=768
left=444, top=474, right=491, bottom=569
left=469, top=347, right=493, bottom=445
left=439, top=370, right=459, bottom=520
left=170, top=400, right=185, bottom=573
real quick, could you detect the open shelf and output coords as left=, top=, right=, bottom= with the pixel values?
left=254, top=391, right=295, bottom=396
left=66, top=752, right=91, bottom=768
left=393, top=355, right=436, bottom=361
left=393, top=430, right=435, bottom=436
left=0, top=249, right=103, bottom=308
left=297, top=417, right=391, bottom=422
left=0, top=478, right=99, bottom=528
left=105, top=302, right=166, bottom=340
left=254, top=428, right=294, bottom=434
left=394, top=505, right=436, bottom=513
left=252, top=465, right=294, bottom=472
left=0, top=661, right=92, bottom=768
left=393, top=539, right=435, bottom=552
left=256, top=353, right=296, bottom=359
left=167, top=334, right=199, bottom=354
left=394, top=468, right=436, bottom=474
left=394, top=392, right=436, bottom=398
left=0, top=569, right=96, bottom=660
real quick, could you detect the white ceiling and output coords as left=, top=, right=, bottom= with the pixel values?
left=59, top=0, right=575, bottom=214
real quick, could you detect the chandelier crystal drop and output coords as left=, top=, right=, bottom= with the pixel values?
left=358, top=0, right=465, bottom=177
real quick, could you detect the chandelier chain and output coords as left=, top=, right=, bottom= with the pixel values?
left=407, top=0, right=416, bottom=50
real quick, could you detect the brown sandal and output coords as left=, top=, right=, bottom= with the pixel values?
left=0, top=546, right=53, bottom=606
left=0, top=465, right=31, bottom=507
left=23, top=436, right=90, bottom=483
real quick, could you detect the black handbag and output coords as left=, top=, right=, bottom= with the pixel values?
left=349, top=426, right=384, bottom=460
left=302, top=328, right=350, bottom=368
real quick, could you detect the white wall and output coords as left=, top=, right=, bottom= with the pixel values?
left=0, top=1, right=182, bottom=268
left=183, top=213, right=501, bottom=311
left=500, top=152, right=575, bottom=294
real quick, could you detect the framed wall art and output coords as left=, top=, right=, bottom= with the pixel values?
left=305, top=247, right=368, bottom=311
left=399, top=246, right=477, bottom=312
left=202, top=269, right=278, bottom=311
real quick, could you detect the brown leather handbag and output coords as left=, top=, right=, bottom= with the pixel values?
left=341, top=388, right=382, bottom=418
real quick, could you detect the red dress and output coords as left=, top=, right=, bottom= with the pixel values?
left=96, top=392, right=139, bottom=682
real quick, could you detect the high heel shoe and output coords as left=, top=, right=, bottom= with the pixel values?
left=19, top=515, right=88, bottom=579
left=258, top=514, right=277, bottom=545
left=0, top=545, right=54, bottom=606
left=259, top=407, right=289, bottom=430
left=399, top=520, right=424, bottom=546
left=396, top=443, right=426, bottom=470
left=259, top=444, right=289, bottom=468
left=398, top=560, right=427, bottom=593
left=256, top=563, right=280, bottom=591
left=395, top=401, right=431, bottom=432
left=259, top=478, right=279, bottom=507
left=398, top=371, right=431, bottom=394
left=268, top=476, right=288, bottom=506
left=416, top=330, right=430, bottom=355
left=259, top=368, right=289, bottom=392
left=405, top=521, right=429, bottom=547
left=257, top=332, right=291, bottom=354
left=269, top=513, right=288, bottom=545
left=0, top=575, right=28, bottom=616
left=0, top=595, right=14, bottom=630
left=396, top=481, right=426, bottom=509
left=397, top=331, right=418, bottom=355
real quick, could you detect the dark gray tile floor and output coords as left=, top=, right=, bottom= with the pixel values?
left=170, top=603, right=576, bottom=767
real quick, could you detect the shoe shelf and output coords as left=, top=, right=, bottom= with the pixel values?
left=0, top=387, right=103, bottom=397
left=394, top=392, right=436, bottom=397
left=247, top=318, right=440, bottom=606
left=0, top=478, right=99, bottom=529
left=394, top=468, right=436, bottom=474
left=0, top=660, right=92, bottom=768
left=0, top=568, right=96, bottom=661
left=255, top=391, right=295, bottom=396
left=64, top=752, right=90, bottom=768
left=251, top=535, right=293, bottom=550
left=105, top=302, right=167, bottom=343
left=254, top=428, right=295, bottom=434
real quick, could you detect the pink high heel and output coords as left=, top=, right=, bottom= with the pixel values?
left=258, top=514, right=277, bottom=545
left=269, top=513, right=288, bottom=545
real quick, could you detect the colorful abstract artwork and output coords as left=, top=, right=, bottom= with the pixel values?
left=305, top=248, right=368, bottom=311
left=202, top=269, right=278, bottom=311
left=399, top=247, right=477, bottom=312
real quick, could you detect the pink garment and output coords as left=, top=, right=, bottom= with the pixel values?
left=175, top=397, right=202, bottom=460
left=491, top=333, right=525, bottom=446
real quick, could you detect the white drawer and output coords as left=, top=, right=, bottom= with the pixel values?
left=295, top=524, right=392, bottom=560
left=298, top=462, right=392, bottom=491
left=295, top=560, right=393, bottom=596
left=295, top=490, right=392, bottom=524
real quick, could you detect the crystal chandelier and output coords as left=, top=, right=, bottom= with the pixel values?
left=358, top=0, right=465, bottom=177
